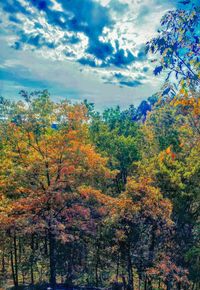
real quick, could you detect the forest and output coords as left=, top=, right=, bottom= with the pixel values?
left=0, top=1, right=199, bottom=290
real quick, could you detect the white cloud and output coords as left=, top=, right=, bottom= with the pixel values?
left=0, top=0, right=176, bottom=108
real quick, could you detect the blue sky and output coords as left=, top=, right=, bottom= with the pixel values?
left=0, top=0, right=181, bottom=109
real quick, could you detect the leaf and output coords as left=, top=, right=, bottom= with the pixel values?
left=166, top=146, right=171, bottom=154
left=162, top=87, right=171, bottom=96
left=179, top=0, right=190, bottom=4
left=154, top=66, right=163, bottom=75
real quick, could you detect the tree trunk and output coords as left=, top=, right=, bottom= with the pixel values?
left=147, top=279, right=152, bottom=290
left=127, top=246, right=134, bottom=290
left=30, top=234, right=34, bottom=285
left=1, top=245, right=6, bottom=281
left=95, top=243, right=100, bottom=287
left=10, top=247, right=17, bottom=288
left=144, top=278, right=147, bottom=290
left=166, top=281, right=172, bottom=290
left=49, top=230, right=56, bottom=289
left=138, top=275, right=141, bottom=290
left=121, top=169, right=127, bottom=188
left=158, top=278, right=161, bottom=289
left=13, top=234, right=19, bottom=288
left=116, top=252, right=120, bottom=282
left=148, top=224, right=156, bottom=265
left=66, top=245, right=74, bottom=286
left=122, top=275, right=127, bottom=290
left=196, top=283, right=200, bottom=290
left=138, top=272, right=144, bottom=290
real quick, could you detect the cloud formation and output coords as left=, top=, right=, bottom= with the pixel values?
left=2, top=0, right=131, bottom=67
left=0, top=0, right=179, bottom=107
left=0, top=0, right=156, bottom=85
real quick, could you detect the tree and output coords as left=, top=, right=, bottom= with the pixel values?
left=147, top=2, right=200, bottom=87
left=0, top=91, right=115, bottom=288
left=110, top=177, right=172, bottom=290
left=135, top=87, right=200, bottom=288
left=89, top=105, right=141, bottom=193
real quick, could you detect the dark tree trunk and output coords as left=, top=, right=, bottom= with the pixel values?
left=144, top=278, right=147, bottom=290
left=158, top=278, right=161, bottom=289
left=147, top=279, right=152, bottom=290
left=95, top=261, right=99, bottom=287
left=13, top=234, right=19, bottom=288
left=45, top=232, right=49, bottom=255
left=122, top=275, right=127, bottom=290
left=166, top=281, right=172, bottom=290
left=138, top=275, right=141, bottom=290
left=116, top=252, right=120, bottom=282
left=18, top=237, right=22, bottom=265
left=22, top=273, right=25, bottom=285
left=49, top=230, right=56, bottom=289
left=30, top=234, right=34, bottom=285
left=1, top=244, right=6, bottom=280
left=138, top=272, right=143, bottom=290
left=148, top=224, right=156, bottom=265
left=10, top=247, right=17, bottom=288
left=121, top=169, right=127, bottom=188
left=95, top=242, right=100, bottom=287
left=127, top=246, right=134, bottom=290
left=66, top=245, right=74, bottom=286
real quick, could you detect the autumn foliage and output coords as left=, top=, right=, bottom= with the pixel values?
left=0, top=86, right=199, bottom=290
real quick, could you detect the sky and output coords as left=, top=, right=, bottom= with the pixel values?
left=0, top=0, right=181, bottom=109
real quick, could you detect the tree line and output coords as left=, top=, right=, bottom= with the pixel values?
left=0, top=84, right=199, bottom=289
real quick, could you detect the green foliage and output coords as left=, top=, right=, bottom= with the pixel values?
left=89, top=105, right=141, bottom=192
